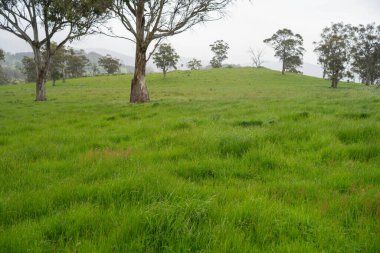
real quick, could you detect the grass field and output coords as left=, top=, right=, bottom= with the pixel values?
left=0, top=68, right=379, bottom=252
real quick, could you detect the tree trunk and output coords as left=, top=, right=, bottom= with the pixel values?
left=331, top=79, right=338, bottom=89
left=36, top=68, right=47, bottom=101
left=32, top=46, right=50, bottom=101
left=130, top=46, right=150, bottom=103
left=62, top=68, right=66, bottom=83
left=281, top=60, right=285, bottom=75
left=130, top=1, right=150, bottom=103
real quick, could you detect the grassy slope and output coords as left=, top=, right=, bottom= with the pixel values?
left=0, top=68, right=379, bottom=252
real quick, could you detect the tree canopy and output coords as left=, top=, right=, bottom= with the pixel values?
left=110, top=0, right=234, bottom=103
left=153, top=44, right=180, bottom=78
left=350, top=23, right=380, bottom=85
left=187, top=58, right=203, bottom=70
left=210, top=40, right=229, bottom=68
left=314, top=23, right=352, bottom=88
left=99, top=55, right=122, bottom=75
left=264, top=29, right=305, bottom=75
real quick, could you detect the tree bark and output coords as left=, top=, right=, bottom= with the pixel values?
left=36, top=68, right=47, bottom=101
left=282, top=60, right=285, bottom=75
left=331, top=79, right=338, bottom=88
left=62, top=67, right=66, bottom=83
left=130, top=46, right=150, bottom=103
left=129, top=0, right=150, bottom=103
left=33, top=47, right=48, bottom=101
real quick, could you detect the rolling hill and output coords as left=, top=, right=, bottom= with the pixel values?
left=0, top=68, right=379, bottom=252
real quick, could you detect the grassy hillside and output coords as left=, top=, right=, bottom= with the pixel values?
left=0, top=68, right=379, bottom=252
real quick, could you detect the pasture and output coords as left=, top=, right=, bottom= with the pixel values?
left=0, top=68, right=379, bottom=252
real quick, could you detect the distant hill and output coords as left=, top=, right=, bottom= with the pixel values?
left=77, top=48, right=326, bottom=78
left=1, top=49, right=136, bottom=83
left=262, top=61, right=323, bottom=79
left=1, top=47, right=325, bottom=83
left=84, top=48, right=135, bottom=66
left=4, top=52, right=33, bottom=64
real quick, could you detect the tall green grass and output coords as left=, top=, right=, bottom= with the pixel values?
left=0, top=68, right=379, bottom=252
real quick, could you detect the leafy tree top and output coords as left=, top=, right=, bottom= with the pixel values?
left=98, top=55, right=122, bottom=75
left=210, top=40, right=229, bottom=68
left=264, top=29, right=305, bottom=74
left=153, top=43, right=179, bottom=77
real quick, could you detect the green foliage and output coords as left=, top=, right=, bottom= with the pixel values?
left=264, top=28, right=305, bottom=74
left=0, top=48, right=7, bottom=84
left=91, top=63, right=100, bottom=76
left=350, top=23, right=380, bottom=85
left=48, top=44, right=67, bottom=84
left=314, top=23, right=352, bottom=88
left=187, top=58, right=202, bottom=70
left=153, top=43, right=179, bottom=78
left=21, top=56, right=37, bottom=82
left=65, top=49, right=89, bottom=78
left=210, top=40, right=229, bottom=68
left=98, top=55, right=121, bottom=75
left=0, top=68, right=379, bottom=252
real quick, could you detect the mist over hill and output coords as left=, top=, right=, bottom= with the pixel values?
left=84, top=49, right=325, bottom=78
left=1, top=47, right=324, bottom=84
left=262, top=61, right=323, bottom=79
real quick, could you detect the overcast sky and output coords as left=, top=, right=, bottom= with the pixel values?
left=0, top=0, right=379, bottom=66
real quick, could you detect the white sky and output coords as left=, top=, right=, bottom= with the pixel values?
left=0, top=0, right=379, bottom=66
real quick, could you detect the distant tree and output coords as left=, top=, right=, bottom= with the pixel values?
left=48, top=44, right=67, bottom=86
left=314, top=23, right=353, bottom=88
left=65, top=49, right=89, bottom=78
left=210, top=40, right=229, bottom=68
left=187, top=58, right=202, bottom=70
left=153, top=44, right=180, bottom=78
left=0, top=48, right=7, bottom=84
left=0, top=0, right=110, bottom=101
left=110, top=0, right=233, bottom=103
left=0, top=70, right=8, bottom=84
left=91, top=64, right=100, bottom=76
left=350, top=23, right=380, bottom=85
left=249, top=48, right=265, bottom=68
left=21, top=57, right=37, bottom=82
left=264, top=29, right=305, bottom=75
left=98, top=55, right=121, bottom=75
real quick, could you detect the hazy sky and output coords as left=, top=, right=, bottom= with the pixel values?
left=0, top=0, right=379, bottom=66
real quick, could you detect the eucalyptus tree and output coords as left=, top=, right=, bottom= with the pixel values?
left=187, top=58, right=202, bottom=70
left=0, top=0, right=110, bottom=101
left=65, top=49, right=89, bottom=78
left=350, top=23, right=380, bottom=85
left=99, top=55, right=122, bottom=75
left=153, top=43, right=179, bottom=78
left=111, top=0, right=233, bottom=103
left=0, top=48, right=6, bottom=84
left=210, top=40, right=229, bottom=68
left=314, top=23, right=353, bottom=88
left=21, top=57, right=37, bottom=82
left=264, top=29, right=305, bottom=75
left=48, top=44, right=67, bottom=86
